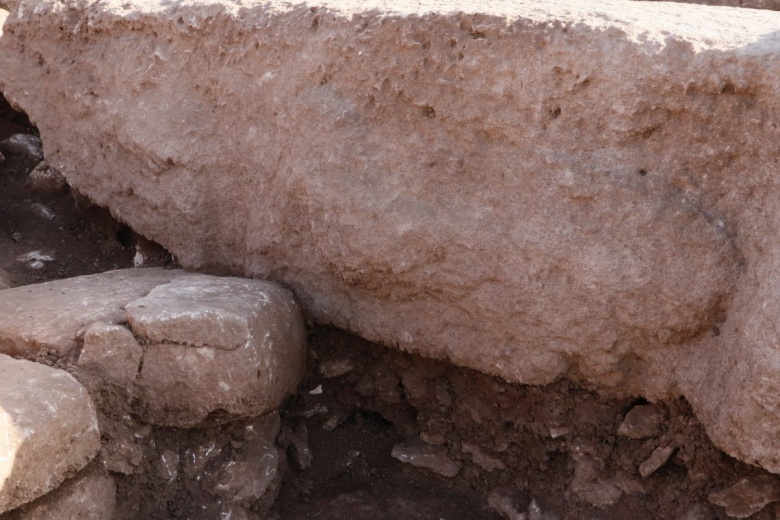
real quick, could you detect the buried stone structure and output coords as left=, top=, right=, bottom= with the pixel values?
left=0, top=269, right=306, bottom=518
left=2, top=0, right=780, bottom=485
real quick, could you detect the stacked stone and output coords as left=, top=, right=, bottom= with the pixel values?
left=0, top=268, right=307, bottom=519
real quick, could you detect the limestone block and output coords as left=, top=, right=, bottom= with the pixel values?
left=130, top=275, right=306, bottom=426
left=0, top=355, right=100, bottom=513
left=2, top=463, right=116, bottom=520
left=0, top=268, right=183, bottom=356
left=78, top=322, right=144, bottom=387
left=4, top=0, right=780, bottom=473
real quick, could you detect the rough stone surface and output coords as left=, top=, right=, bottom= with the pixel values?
left=708, top=475, right=780, bottom=518
left=4, top=0, right=780, bottom=472
left=131, top=275, right=306, bottom=426
left=2, top=463, right=116, bottom=520
left=78, top=322, right=144, bottom=387
left=0, top=355, right=101, bottom=513
left=0, top=268, right=183, bottom=356
left=617, top=404, right=666, bottom=440
left=391, top=440, right=462, bottom=477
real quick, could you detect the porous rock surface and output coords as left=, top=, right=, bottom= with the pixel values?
left=2, top=0, right=780, bottom=472
left=0, top=355, right=101, bottom=513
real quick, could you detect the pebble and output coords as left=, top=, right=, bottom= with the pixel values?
left=0, top=133, right=44, bottom=162
left=318, top=358, right=356, bottom=378
left=28, top=161, right=67, bottom=192
left=639, top=445, right=675, bottom=478
left=617, top=404, right=666, bottom=439
left=462, top=442, right=506, bottom=472
left=16, top=250, right=55, bottom=270
left=708, top=475, right=780, bottom=518
left=158, top=450, right=180, bottom=482
left=391, top=440, right=462, bottom=477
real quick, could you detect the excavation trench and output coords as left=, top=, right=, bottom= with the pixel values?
left=1, top=95, right=779, bottom=520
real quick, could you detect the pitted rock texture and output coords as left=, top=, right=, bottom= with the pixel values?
left=2, top=0, right=780, bottom=472
left=0, top=355, right=101, bottom=513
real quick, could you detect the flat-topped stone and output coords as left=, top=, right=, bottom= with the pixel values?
left=131, top=275, right=307, bottom=426
left=3, top=0, right=780, bottom=473
left=0, top=268, right=183, bottom=356
left=0, top=355, right=100, bottom=513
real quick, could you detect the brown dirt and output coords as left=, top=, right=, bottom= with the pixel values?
left=1, top=93, right=777, bottom=520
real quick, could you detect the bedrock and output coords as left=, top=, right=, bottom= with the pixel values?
left=2, top=0, right=780, bottom=472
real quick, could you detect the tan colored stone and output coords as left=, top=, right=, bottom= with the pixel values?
left=2, top=463, right=116, bottom=520
left=4, top=0, right=780, bottom=473
left=131, top=275, right=306, bottom=426
left=0, top=355, right=100, bottom=513
left=0, top=268, right=182, bottom=356
left=78, top=322, right=143, bottom=387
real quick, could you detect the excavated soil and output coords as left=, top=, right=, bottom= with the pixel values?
left=1, top=94, right=778, bottom=519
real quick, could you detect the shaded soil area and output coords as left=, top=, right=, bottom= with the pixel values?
left=2, top=94, right=778, bottom=520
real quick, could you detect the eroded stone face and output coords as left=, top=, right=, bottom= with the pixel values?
left=130, top=275, right=307, bottom=427
left=0, top=355, right=101, bottom=513
left=3, top=0, right=780, bottom=473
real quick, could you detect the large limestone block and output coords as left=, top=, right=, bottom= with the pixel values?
left=1, top=463, right=116, bottom=520
left=128, top=275, right=307, bottom=426
left=0, top=268, right=183, bottom=356
left=0, top=355, right=101, bottom=513
left=3, top=0, right=780, bottom=473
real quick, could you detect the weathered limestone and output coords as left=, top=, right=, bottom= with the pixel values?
left=3, top=0, right=780, bottom=473
left=78, top=322, right=144, bottom=387
left=0, top=268, right=183, bottom=356
left=0, top=269, right=306, bottom=426
left=2, top=463, right=116, bottom=520
left=129, top=275, right=307, bottom=426
left=0, top=355, right=101, bottom=513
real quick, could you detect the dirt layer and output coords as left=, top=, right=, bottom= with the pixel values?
left=1, top=94, right=778, bottom=520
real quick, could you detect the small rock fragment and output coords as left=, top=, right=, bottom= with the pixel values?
left=318, top=358, right=355, bottom=378
left=16, top=250, right=55, bottom=270
left=183, top=441, right=223, bottom=478
left=3, top=463, right=116, bottom=520
left=487, top=489, right=526, bottom=520
left=278, top=423, right=312, bottom=470
left=11, top=231, right=22, bottom=242
left=30, top=203, right=55, bottom=220
left=391, top=440, right=462, bottom=477
left=569, top=455, right=643, bottom=509
left=462, top=442, right=506, bottom=472
left=158, top=450, right=180, bottom=482
left=0, top=133, right=43, bottom=162
left=0, top=355, right=101, bottom=513
left=27, top=161, right=67, bottom=192
left=708, top=475, right=780, bottom=518
left=321, top=409, right=348, bottom=431
left=639, top=445, right=675, bottom=478
left=618, top=404, right=666, bottom=439
left=78, top=322, right=144, bottom=387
